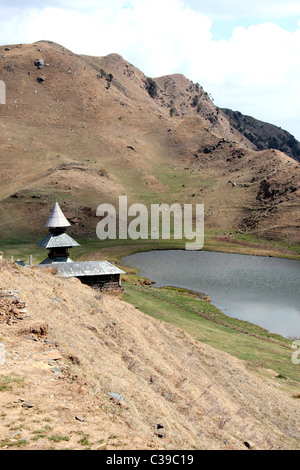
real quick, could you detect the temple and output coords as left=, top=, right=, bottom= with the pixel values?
left=38, top=202, right=124, bottom=290
left=38, top=202, right=80, bottom=264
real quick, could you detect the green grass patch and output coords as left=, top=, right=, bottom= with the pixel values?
left=0, top=375, right=24, bottom=392
left=0, top=438, right=28, bottom=448
left=123, top=283, right=300, bottom=384
left=48, top=435, right=70, bottom=443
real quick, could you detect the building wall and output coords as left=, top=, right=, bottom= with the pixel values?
left=77, top=274, right=121, bottom=290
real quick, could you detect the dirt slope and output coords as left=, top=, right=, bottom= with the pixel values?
left=0, top=259, right=299, bottom=450
left=0, top=40, right=299, bottom=244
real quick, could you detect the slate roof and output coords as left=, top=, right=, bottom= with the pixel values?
left=37, top=232, right=80, bottom=249
left=39, top=260, right=125, bottom=277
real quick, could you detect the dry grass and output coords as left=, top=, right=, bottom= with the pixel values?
left=0, top=41, right=299, bottom=248
left=0, top=259, right=299, bottom=450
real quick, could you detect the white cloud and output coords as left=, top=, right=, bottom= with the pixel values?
left=6, top=0, right=212, bottom=76
left=185, top=0, right=300, bottom=20
left=203, top=23, right=300, bottom=137
left=0, top=0, right=299, bottom=139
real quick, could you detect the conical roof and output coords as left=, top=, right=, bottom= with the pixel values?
left=45, top=202, right=71, bottom=228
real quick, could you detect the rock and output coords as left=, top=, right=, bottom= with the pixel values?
left=34, top=58, right=44, bottom=67
left=24, top=335, right=38, bottom=341
left=46, top=350, right=63, bottom=361
left=244, top=441, right=251, bottom=449
left=108, top=392, right=124, bottom=401
left=0, top=342, right=6, bottom=365
left=75, top=415, right=85, bottom=422
left=204, top=146, right=216, bottom=154
left=51, top=366, right=63, bottom=377
left=37, top=77, right=45, bottom=83
left=97, top=442, right=107, bottom=450
left=22, top=401, right=34, bottom=408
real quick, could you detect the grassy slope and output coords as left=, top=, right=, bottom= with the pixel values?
left=123, top=282, right=300, bottom=385
left=1, top=260, right=299, bottom=450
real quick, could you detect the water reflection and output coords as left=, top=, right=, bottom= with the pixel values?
left=122, top=250, right=300, bottom=338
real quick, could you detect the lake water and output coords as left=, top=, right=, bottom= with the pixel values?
left=121, top=250, right=300, bottom=339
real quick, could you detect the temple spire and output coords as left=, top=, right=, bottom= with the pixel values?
left=38, top=202, right=80, bottom=264
left=45, top=202, right=71, bottom=228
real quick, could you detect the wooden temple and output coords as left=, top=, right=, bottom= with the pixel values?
left=38, top=202, right=124, bottom=289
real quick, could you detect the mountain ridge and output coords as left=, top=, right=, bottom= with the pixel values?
left=222, top=108, right=300, bottom=162
left=0, top=40, right=299, bottom=249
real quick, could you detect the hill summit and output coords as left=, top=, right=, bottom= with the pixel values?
left=0, top=40, right=299, bottom=247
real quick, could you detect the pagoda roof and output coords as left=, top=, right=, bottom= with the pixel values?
left=45, top=202, right=71, bottom=228
left=39, top=260, right=125, bottom=277
left=37, top=232, right=80, bottom=249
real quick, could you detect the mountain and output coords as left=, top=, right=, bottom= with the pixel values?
left=222, top=108, right=300, bottom=162
left=0, top=40, right=299, bottom=248
left=0, top=43, right=299, bottom=451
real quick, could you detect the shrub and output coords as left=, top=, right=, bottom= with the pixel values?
left=145, top=77, right=158, bottom=98
left=191, top=95, right=199, bottom=107
left=98, top=167, right=109, bottom=178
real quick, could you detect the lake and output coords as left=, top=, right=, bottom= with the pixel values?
left=121, top=250, right=300, bottom=339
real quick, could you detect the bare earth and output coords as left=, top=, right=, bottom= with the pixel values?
left=0, top=260, right=299, bottom=450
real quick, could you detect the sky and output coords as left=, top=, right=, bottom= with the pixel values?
left=0, top=0, right=299, bottom=140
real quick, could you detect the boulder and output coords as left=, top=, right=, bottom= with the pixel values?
left=34, top=58, right=44, bottom=67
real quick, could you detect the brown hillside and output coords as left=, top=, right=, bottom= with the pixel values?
left=0, top=259, right=300, bottom=450
left=0, top=40, right=299, bottom=244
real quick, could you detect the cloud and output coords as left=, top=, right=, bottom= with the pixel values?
left=2, top=0, right=212, bottom=76
left=0, top=0, right=299, bottom=139
left=185, top=0, right=300, bottom=20
left=0, top=0, right=123, bottom=10
left=203, top=22, right=300, bottom=137
left=5, top=0, right=300, bottom=18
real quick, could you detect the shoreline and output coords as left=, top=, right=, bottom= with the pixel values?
left=120, top=250, right=299, bottom=344
left=1, top=230, right=300, bottom=266
left=122, top=279, right=300, bottom=384
left=125, top=282, right=292, bottom=347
